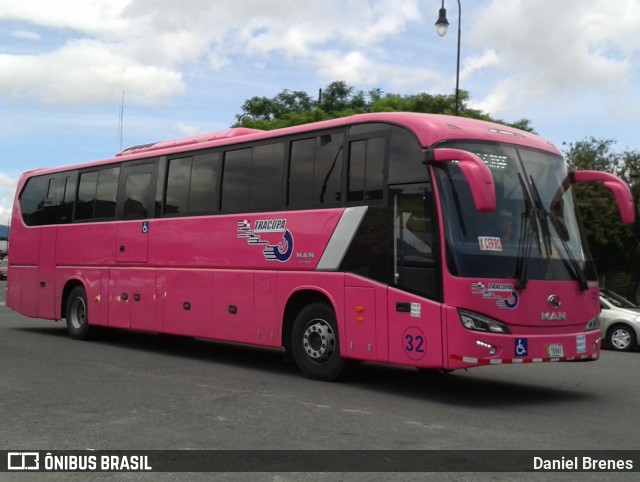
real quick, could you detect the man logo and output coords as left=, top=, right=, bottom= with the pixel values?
left=541, top=312, right=567, bottom=321
left=547, top=295, right=561, bottom=308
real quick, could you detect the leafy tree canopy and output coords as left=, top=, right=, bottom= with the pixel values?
left=233, top=80, right=533, bottom=132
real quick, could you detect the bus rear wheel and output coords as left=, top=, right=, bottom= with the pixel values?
left=291, top=302, right=345, bottom=381
left=66, top=286, right=91, bottom=340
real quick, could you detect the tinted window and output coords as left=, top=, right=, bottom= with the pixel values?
left=165, top=157, right=192, bottom=215
left=123, top=172, right=152, bottom=219
left=348, top=137, right=385, bottom=202
left=289, top=138, right=315, bottom=208
left=251, top=143, right=284, bottom=210
left=75, top=171, right=98, bottom=220
left=388, top=126, right=426, bottom=184
left=76, top=167, right=119, bottom=221
left=221, top=148, right=252, bottom=212
left=60, top=173, right=77, bottom=224
left=165, top=153, right=221, bottom=216
left=190, top=153, right=220, bottom=213
left=20, top=175, right=68, bottom=226
left=288, top=133, right=344, bottom=208
left=94, top=167, right=119, bottom=219
left=314, top=133, right=343, bottom=205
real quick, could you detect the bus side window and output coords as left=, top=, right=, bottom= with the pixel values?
left=75, top=171, right=99, bottom=221
left=20, top=176, right=48, bottom=226
left=288, top=138, right=315, bottom=208
left=250, top=143, right=284, bottom=211
left=165, top=157, right=191, bottom=215
left=347, top=136, right=385, bottom=203
left=314, top=133, right=343, bottom=205
left=221, top=148, right=252, bottom=213
left=117, top=162, right=156, bottom=220
left=59, top=173, right=77, bottom=224
left=76, top=167, right=120, bottom=221
left=288, top=133, right=344, bottom=209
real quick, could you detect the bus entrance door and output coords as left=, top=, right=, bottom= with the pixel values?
left=387, top=183, right=443, bottom=368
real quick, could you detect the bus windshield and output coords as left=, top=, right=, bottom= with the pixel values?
left=435, top=141, right=596, bottom=284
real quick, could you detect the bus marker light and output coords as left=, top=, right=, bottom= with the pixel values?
left=476, top=340, right=496, bottom=355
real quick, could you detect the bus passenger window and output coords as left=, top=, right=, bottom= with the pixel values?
left=189, top=153, right=220, bottom=214
left=314, top=133, right=343, bottom=205
left=221, top=148, right=252, bottom=213
left=348, top=136, right=385, bottom=203
left=289, top=138, right=315, bottom=208
left=123, top=173, right=152, bottom=219
left=165, top=157, right=191, bottom=215
left=94, top=167, right=120, bottom=219
left=75, top=171, right=98, bottom=221
left=251, top=143, right=283, bottom=211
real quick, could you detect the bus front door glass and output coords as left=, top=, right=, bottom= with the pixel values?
left=392, top=183, right=439, bottom=299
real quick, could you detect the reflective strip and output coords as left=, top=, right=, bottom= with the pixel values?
left=451, top=353, right=598, bottom=366
left=316, top=206, right=368, bottom=271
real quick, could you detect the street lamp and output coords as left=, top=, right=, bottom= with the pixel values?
left=435, top=0, right=462, bottom=116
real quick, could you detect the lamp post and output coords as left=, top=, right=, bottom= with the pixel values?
left=435, top=0, right=461, bottom=116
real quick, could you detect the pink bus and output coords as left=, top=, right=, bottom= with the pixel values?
left=6, top=113, right=634, bottom=380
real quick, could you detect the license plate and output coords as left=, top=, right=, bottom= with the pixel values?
left=546, top=344, right=564, bottom=357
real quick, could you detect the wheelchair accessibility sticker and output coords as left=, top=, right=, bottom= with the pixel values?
left=515, top=338, right=528, bottom=357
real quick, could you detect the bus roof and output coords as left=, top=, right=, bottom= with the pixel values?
left=116, top=112, right=559, bottom=157
left=24, top=112, right=562, bottom=177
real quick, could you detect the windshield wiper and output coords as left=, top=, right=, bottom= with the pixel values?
left=528, top=176, right=589, bottom=291
left=514, top=174, right=541, bottom=290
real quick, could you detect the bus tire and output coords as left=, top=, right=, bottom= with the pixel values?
left=291, top=302, right=345, bottom=381
left=66, top=286, right=91, bottom=340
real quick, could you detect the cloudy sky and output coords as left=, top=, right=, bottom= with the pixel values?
left=1, top=0, right=640, bottom=224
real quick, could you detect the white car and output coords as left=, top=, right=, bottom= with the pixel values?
left=600, top=289, right=640, bottom=352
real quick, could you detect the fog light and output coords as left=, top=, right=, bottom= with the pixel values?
left=476, top=340, right=497, bottom=355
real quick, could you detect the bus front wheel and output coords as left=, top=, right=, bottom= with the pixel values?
left=291, top=302, right=345, bottom=381
left=66, top=286, right=91, bottom=340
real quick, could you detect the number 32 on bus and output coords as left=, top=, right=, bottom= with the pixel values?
left=7, top=113, right=634, bottom=380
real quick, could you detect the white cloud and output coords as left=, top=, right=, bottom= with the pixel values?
left=9, top=30, right=41, bottom=41
left=0, top=0, right=424, bottom=106
left=468, top=0, right=640, bottom=118
left=0, top=42, right=185, bottom=105
left=460, top=49, right=499, bottom=82
left=174, top=122, right=202, bottom=137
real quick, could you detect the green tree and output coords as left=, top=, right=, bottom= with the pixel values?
left=233, top=81, right=534, bottom=132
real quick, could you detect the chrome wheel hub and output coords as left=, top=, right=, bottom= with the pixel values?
left=303, top=319, right=335, bottom=361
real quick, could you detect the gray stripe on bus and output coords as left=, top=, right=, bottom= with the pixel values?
left=316, top=206, right=368, bottom=271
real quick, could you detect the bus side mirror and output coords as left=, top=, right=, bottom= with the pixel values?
left=426, top=148, right=496, bottom=212
left=570, top=170, right=635, bottom=224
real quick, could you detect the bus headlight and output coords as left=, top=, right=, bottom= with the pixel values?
left=458, top=310, right=510, bottom=334
left=585, top=315, right=600, bottom=331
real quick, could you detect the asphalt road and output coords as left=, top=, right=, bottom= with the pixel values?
left=1, top=279, right=639, bottom=481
